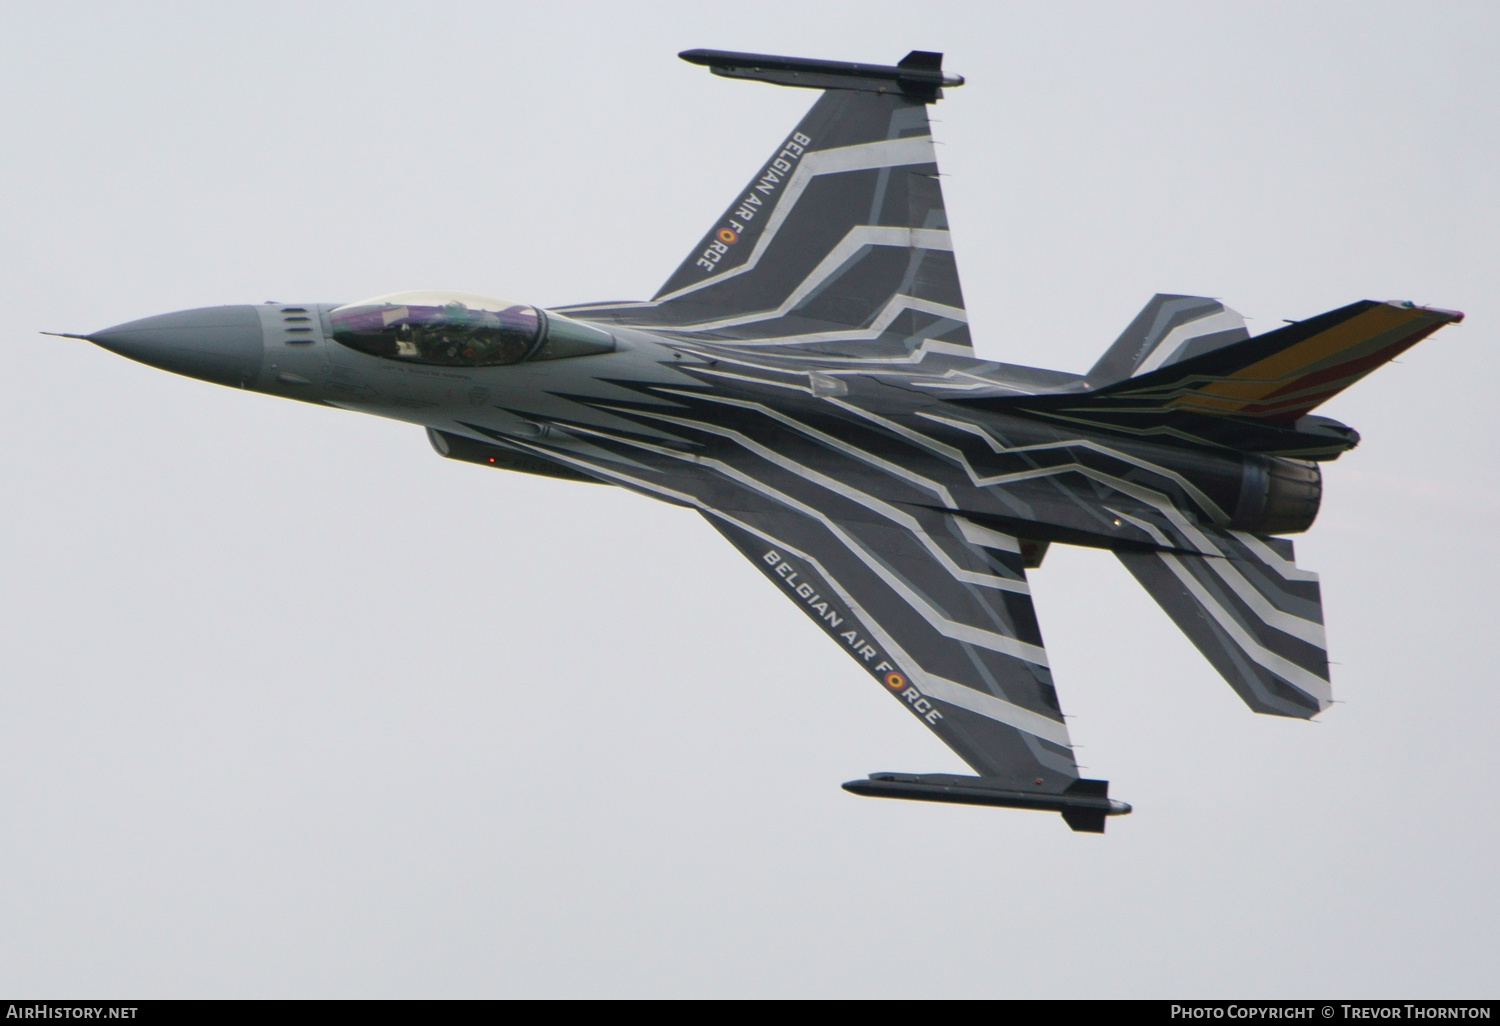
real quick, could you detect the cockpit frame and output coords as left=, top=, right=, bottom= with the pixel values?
left=328, top=291, right=614, bottom=368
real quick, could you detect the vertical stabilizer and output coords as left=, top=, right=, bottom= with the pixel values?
left=1087, top=294, right=1249, bottom=387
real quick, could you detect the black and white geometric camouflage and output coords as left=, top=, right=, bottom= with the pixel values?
left=80, top=48, right=1464, bottom=832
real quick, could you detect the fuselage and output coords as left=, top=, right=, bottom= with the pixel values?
left=86, top=297, right=1323, bottom=563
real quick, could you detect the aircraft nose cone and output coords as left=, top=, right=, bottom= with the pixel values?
left=89, top=305, right=264, bottom=388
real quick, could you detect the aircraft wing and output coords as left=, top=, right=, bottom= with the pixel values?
left=557, top=51, right=978, bottom=365
left=494, top=396, right=1089, bottom=806
left=702, top=501, right=1079, bottom=791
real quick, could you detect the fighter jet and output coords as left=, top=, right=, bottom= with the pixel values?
left=68, top=49, right=1463, bottom=832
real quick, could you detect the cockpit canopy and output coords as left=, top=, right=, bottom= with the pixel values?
left=329, top=290, right=613, bottom=367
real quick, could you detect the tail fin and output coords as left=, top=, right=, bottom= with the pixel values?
left=1085, top=293, right=1250, bottom=388
left=561, top=50, right=972, bottom=361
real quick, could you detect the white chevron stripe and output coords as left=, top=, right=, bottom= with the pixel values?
left=954, top=517, right=1021, bottom=554
left=1133, top=307, right=1248, bottom=377
left=642, top=226, right=954, bottom=333
left=649, top=390, right=960, bottom=508
left=911, top=672, right=1074, bottom=749
left=1203, top=555, right=1326, bottom=646
left=1231, top=531, right=1323, bottom=583
left=652, top=136, right=941, bottom=306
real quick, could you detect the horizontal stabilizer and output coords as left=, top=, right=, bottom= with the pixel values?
left=1086, top=293, right=1250, bottom=388
left=843, top=772, right=1130, bottom=832
left=1117, top=531, right=1330, bottom=718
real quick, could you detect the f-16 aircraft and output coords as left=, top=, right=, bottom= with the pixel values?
left=65, top=49, right=1462, bottom=832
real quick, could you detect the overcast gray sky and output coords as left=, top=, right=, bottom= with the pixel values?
left=1, top=0, right=1496, bottom=998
